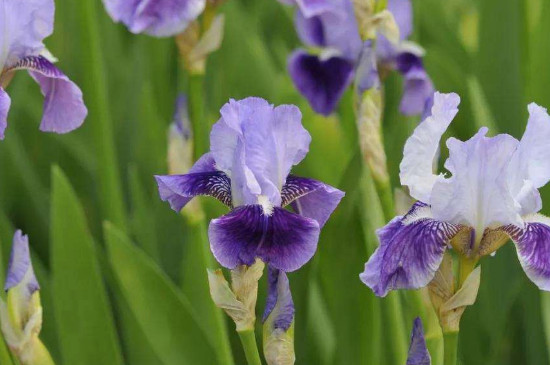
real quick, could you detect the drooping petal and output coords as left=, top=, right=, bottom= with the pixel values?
left=502, top=215, right=550, bottom=291
left=360, top=203, right=460, bottom=297
left=209, top=206, right=320, bottom=272
left=0, top=88, right=11, bottom=139
left=5, top=230, right=39, bottom=293
left=102, top=0, right=206, bottom=37
left=0, top=0, right=54, bottom=67
left=262, top=267, right=295, bottom=330
left=399, top=92, right=460, bottom=203
left=431, top=128, right=522, bottom=231
left=281, top=175, right=345, bottom=227
left=8, top=56, right=87, bottom=134
left=156, top=152, right=232, bottom=210
left=288, top=50, right=354, bottom=116
left=406, top=317, right=431, bottom=365
left=397, top=53, right=434, bottom=116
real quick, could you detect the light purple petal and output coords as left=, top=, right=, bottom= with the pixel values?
left=288, top=50, right=354, bottom=116
left=399, top=61, right=435, bottom=116
left=102, top=0, right=206, bottom=37
left=388, top=0, right=413, bottom=40
left=262, top=267, right=295, bottom=331
left=172, top=94, right=191, bottom=140
left=294, top=0, right=342, bottom=18
left=0, top=0, right=54, bottom=67
left=209, top=205, right=320, bottom=272
left=9, top=56, right=87, bottom=134
left=5, top=230, right=39, bottom=293
left=315, top=1, right=362, bottom=60
left=295, top=12, right=325, bottom=47
left=281, top=175, right=345, bottom=227
left=355, top=41, right=380, bottom=94
left=0, top=88, right=11, bottom=140
left=399, top=92, right=460, bottom=203
left=360, top=203, right=460, bottom=297
left=407, top=317, right=431, bottom=365
left=155, top=153, right=231, bottom=211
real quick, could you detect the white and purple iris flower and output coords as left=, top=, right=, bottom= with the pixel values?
left=102, top=0, right=206, bottom=37
left=156, top=97, right=345, bottom=272
left=282, top=0, right=433, bottom=117
left=0, top=0, right=87, bottom=140
left=361, top=92, right=550, bottom=296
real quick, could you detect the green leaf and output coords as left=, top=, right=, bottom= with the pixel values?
left=104, top=222, right=217, bottom=365
left=50, top=166, right=124, bottom=365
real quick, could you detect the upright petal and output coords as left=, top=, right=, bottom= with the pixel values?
left=288, top=51, right=354, bottom=116
left=0, top=0, right=54, bottom=67
left=294, top=12, right=326, bottom=47
left=0, top=88, right=11, bottom=139
left=406, top=317, right=431, bottom=365
left=8, top=56, right=87, bottom=133
left=209, top=206, right=320, bottom=272
left=156, top=152, right=232, bottom=211
left=355, top=41, right=380, bottom=95
left=294, top=0, right=342, bottom=18
left=388, top=0, right=413, bottom=40
left=399, top=92, right=460, bottom=203
left=5, top=231, right=39, bottom=293
left=262, top=267, right=295, bottom=330
left=281, top=175, right=345, bottom=227
left=360, top=203, right=460, bottom=297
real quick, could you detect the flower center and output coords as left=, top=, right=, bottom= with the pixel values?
left=257, top=195, right=274, bottom=216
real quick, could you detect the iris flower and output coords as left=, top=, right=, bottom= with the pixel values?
left=0, top=0, right=87, bottom=139
left=156, top=97, right=344, bottom=272
left=103, top=0, right=206, bottom=37
left=281, top=0, right=433, bottom=116
left=361, top=92, right=550, bottom=296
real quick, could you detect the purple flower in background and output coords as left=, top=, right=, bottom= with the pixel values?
left=283, top=0, right=433, bottom=116
left=0, top=0, right=87, bottom=140
left=361, top=92, right=550, bottom=296
left=4, top=230, right=39, bottom=295
left=406, top=318, right=431, bottom=365
left=103, top=0, right=206, bottom=37
left=156, top=97, right=344, bottom=271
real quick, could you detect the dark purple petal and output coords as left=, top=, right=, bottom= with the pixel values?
left=262, top=267, right=295, bottom=331
left=360, top=203, right=460, bottom=297
left=0, top=88, right=11, bottom=140
left=295, top=12, right=325, bottom=47
left=288, top=50, right=354, bottom=116
left=5, top=230, right=39, bottom=293
left=156, top=153, right=231, bottom=211
left=282, top=175, right=345, bottom=227
left=9, top=56, right=87, bottom=134
left=407, top=317, right=431, bottom=365
left=209, top=205, right=320, bottom=272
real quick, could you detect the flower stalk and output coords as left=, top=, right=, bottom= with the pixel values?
left=442, top=331, right=458, bottom=365
left=238, top=330, right=263, bottom=365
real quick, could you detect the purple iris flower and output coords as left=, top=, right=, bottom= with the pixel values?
left=283, top=0, right=433, bottom=116
left=5, top=230, right=40, bottom=295
left=406, top=318, right=431, bottom=365
left=156, top=97, right=344, bottom=271
left=0, top=0, right=87, bottom=140
left=361, top=92, right=550, bottom=296
left=103, top=0, right=206, bottom=37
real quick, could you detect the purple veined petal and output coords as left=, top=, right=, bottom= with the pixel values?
left=8, top=56, right=87, bottom=134
left=288, top=50, right=354, bottom=116
left=399, top=64, right=435, bottom=116
left=0, top=88, right=11, bottom=140
left=399, top=92, right=460, bottom=203
left=102, top=0, right=206, bottom=37
left=281, top=175, right=345, bottom=227
left=209, top=205, right=320, bottom=272
left=0, top=0, right=54, bottom=67
left=5, top=230, right=40, bottom=294
left=502, top=215, right=550, bottom=291
left=407, top=317, right=431, bottom=365
left=360, top=202, right=460, bottom=297
left=155, top=153, right=232, bottom=211
left=262, top=266, right=295, bottom=331
left=295, top=12, right=326, bottom=48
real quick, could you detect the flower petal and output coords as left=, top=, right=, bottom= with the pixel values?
left=355, top=41, right=380, bottom=95
left=0, top=88, right=11, bottom=139
left=294, top=0, right=342, bottom=18
left=295, top=12, right=325, bottom=47
left=262, top=267, right=295, bottom=331
left=5, top=230, right=39, bottom=293
left=281, top=175, right=345, bottom=227
left=360, top=203, right=460, bottom=297
left=399, top=92, right=460, bottom=203
left=388, top=0, right=413, bottom=40
left=209, top=206, right=320, bottom=272
left=406, top=317, right=431, bottom=365
left=156, top=153, right=232, bottom=211
left=288, top=50, right=354, bottom=116
left=9, top=56, right=87, bottom=134
left=102, top=0, right=206, bottom=37
left=397, top=54, right=434, bottom=116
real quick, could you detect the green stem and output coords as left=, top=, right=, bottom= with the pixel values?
left=238, top=330, right=262, bottom=365
left=383, top=292, right=408, bottom=364
left=443, top=331, right=459, bottom=365
left=78, top=0, right=127, bottom=232
left=188, top=73, right=208, bottom=160
left=372, top=176, right=395, bottom=222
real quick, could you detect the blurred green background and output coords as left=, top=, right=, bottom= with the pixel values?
left=1, top=0, right=550, bottom=364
